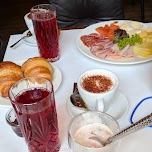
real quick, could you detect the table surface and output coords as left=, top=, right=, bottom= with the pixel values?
left=1, top=27, right=152, bottom=152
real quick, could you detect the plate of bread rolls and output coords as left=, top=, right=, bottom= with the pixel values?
left=0, top=57, right=62, bottom=107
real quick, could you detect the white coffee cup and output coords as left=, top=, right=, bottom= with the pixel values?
left=77, top=69, right=119, bottom=112
left=24, top=12, right=36, bottom=39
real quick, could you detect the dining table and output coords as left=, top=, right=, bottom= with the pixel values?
left=1, top=23, right=152, bottom=152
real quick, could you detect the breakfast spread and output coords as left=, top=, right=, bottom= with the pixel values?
left=80, top=21, right=152, bottom=60
left=0, top=57, right=53, bottom=98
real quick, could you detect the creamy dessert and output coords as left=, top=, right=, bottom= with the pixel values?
left=74, top=123, right=113, bottom=148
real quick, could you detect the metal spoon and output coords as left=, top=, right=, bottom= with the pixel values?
left=70, top=83, right=88, bottom=110
left=10, top=31, right=32, bottom=48
left=90, top=113, right=152, bottom=147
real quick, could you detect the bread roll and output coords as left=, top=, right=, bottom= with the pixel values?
left=0, top=61, right=23, bottom=97
left=21, top=57, right=53, bottom=81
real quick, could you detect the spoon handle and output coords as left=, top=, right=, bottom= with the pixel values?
left=106, top=113, right=152, bottom=144
left=10, top=36, right=27, bottom=48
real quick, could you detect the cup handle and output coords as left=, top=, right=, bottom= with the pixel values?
left=95, top=98, right=104, bottom=112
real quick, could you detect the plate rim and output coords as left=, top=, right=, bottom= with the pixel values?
left=76, top=20, right=152, bottom=65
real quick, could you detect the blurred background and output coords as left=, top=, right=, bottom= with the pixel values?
left=0, top=0, right=152, bottom=50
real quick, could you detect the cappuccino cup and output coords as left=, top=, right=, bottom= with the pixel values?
left=24, top=12, right=36, bottom=39
left=77, top=69, right=119, bottom=112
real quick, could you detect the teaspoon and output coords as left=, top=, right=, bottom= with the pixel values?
left=10, top=31, right=32, bottom=48
left=90, top=113, right=152, bottom=147
left=70, top=83, right=88, bottom=110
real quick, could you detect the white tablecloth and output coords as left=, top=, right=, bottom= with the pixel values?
left=1, top=27, right=152, bottom=152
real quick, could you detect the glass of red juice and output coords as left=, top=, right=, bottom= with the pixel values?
left=30, top=4, right=60, bottom=62
left=9, top=76, right=60, bottom=152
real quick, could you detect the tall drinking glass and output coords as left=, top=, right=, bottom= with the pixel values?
left=9, top=76, right=60, bottom=152
left=30, top=4, right=60, bottom=62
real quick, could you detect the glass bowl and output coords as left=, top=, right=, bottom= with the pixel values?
left=68, top=111, right=120, bottom=152
left=5, top=108, right=23, bottom=137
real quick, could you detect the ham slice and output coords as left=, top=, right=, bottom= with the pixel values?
left=111, top=44, right=134, bottom=58
left=90, top=39, right=114, bottom=59
left=92, top=49, right=112, bottom=59
left=80, top=33, right=108, bottom=47
left=111, top=44, right=130, bottom=55
left=126, top=46, right=134, bottom=58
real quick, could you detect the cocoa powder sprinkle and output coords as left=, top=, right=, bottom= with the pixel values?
left=82, top=75, right=113, bottom=93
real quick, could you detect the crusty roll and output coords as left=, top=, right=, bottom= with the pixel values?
left=21, top=57, right=53, bottom=81
left=0, top=61, right=23, bottom=97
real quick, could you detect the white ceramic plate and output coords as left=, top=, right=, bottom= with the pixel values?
left=22, top=30, right=37, bottom=47
left=76, top=20, right=152, bottom=65
left=0, top=60, right=62, bottom=108
left=67, top=90, right=129, bottom=121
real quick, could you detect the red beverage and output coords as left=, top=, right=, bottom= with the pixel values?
left=31, top=5, right=60, bottom=62
left=13, top=88, right=60, bottom=152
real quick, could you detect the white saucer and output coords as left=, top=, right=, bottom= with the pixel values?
left=67, top=90, right=129, bottom=121
left=22, top=30, right=37, bottom=47
left=0, top=60, right=62, bottom=108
